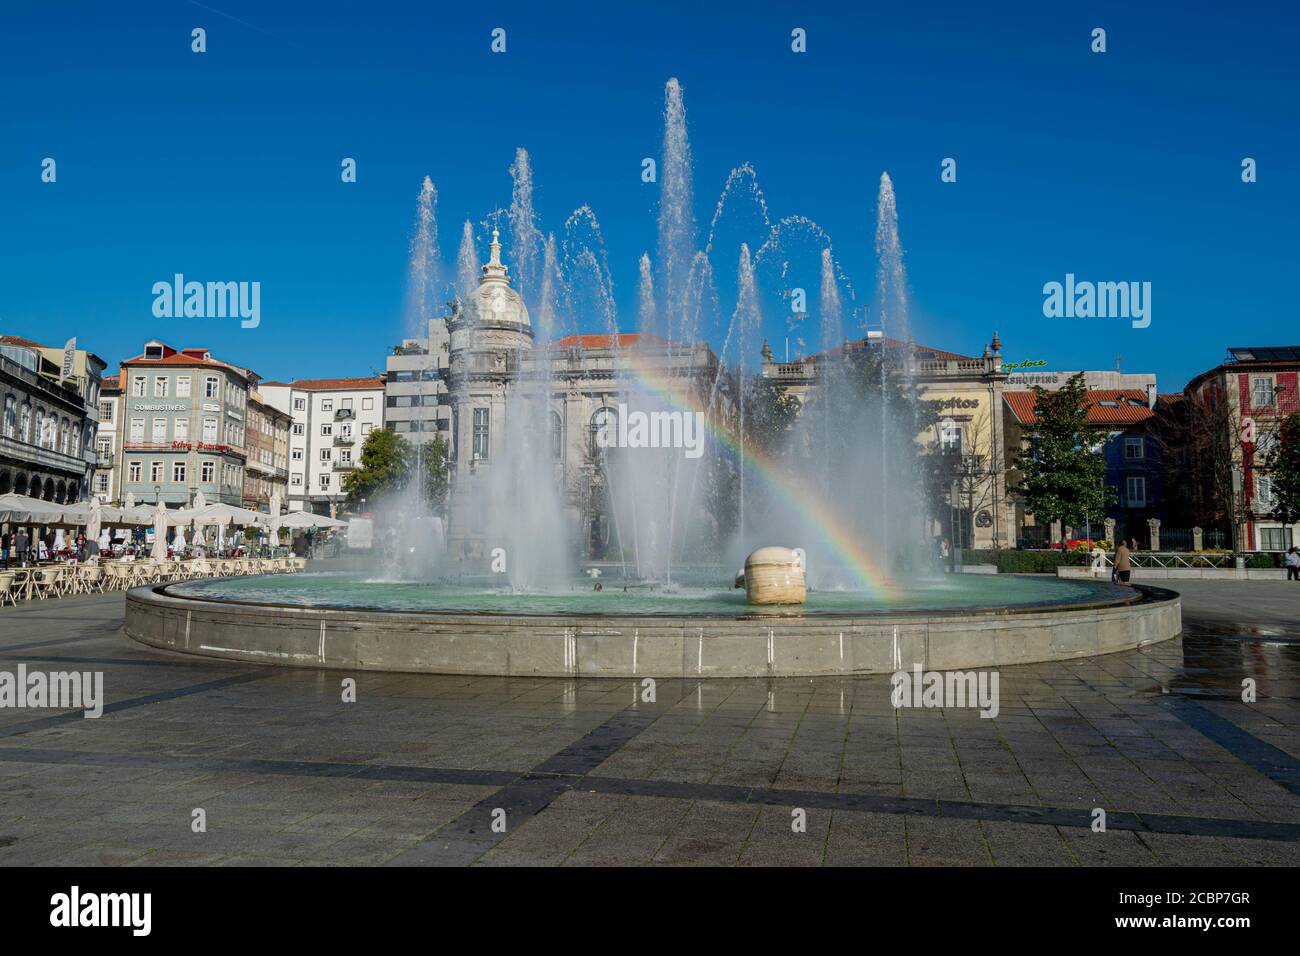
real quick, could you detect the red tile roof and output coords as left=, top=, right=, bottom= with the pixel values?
left=273, top=376, right=385, bottom=391
left=121, top=350, right=256, bottom=382
left=550, top=333, right=676, bottom=350
left=0, top=334, right=51, bottom=350
left=1004, top=389, right=1156, bottom=427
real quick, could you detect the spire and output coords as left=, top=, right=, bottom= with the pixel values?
left=481, top=228, right=509, bottom=283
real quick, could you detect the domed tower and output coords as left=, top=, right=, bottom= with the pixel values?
left=446, top=229, right=532, bottom=557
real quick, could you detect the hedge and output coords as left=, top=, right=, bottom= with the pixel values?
left=960, top=549, right=1080, bottom=573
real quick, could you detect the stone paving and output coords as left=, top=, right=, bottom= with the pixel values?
left=0, top=579, right=1297, bottom=866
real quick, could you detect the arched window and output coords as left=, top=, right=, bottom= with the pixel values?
left=550, top=411, right=563, bottom=461
left=19, top=404, right=31, bottom=443
left=589, top=406, right=617, bottom=458
left=2, top=395, right=15, bottom=439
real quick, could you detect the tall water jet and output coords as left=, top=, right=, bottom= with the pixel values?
left=455, top=220, right=480, bottom=302
left=732, top=243, right=762, bottom=550
left=656, top=77, right=697, bottom=345
left=407, top=176, right=441, bottom=333
left=508, top=148, right=543, bottom=307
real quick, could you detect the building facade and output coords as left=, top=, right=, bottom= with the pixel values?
left=117, top=341, right=256, bottom=507
left=0, top=334, right=106, bottom=503
left=92, top=371, right=123, bottom=502
left=261, top=377, right=385, bottom=516
left=241, top=390, right=291, bottom=513
left=386, top=319, right=450, bottom=443
left=760, top=332, right=1014, bottom=549
left=1183, top=346, right=1300, bottom=552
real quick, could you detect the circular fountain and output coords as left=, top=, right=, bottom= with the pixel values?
left=125, top=78, right=1182, bottom=677
left=124, top=570, right=1179, bottom=678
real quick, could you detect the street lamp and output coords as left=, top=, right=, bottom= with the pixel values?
left=154, top=484, right=161, bottom=505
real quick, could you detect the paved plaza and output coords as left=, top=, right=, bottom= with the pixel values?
left=0, top=580, right=1297, bottom=866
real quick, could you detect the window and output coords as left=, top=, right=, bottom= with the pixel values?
left=1256, top=430, right=1278, bottom=458
left=132, top=376, right=146, bottom=397
left=154, top=376, right=168, bottom=397
left=322, top=398, right=334, bottom=412
left=1256, top=475, right=1276, bottom=511
left=362, top=423, right=373, bottom=435
left=940, top=423, right=962, bottom=453
left=1124, top=436, right=1144, bottom=460
left=291, top=473, right=302, bottom=487
left=97, top=437, right=112, bottom=456
left=318, top=474, right=330, bottom=490
left=292, top=449, right=303, bottom=461
left=340, top=424, right=352, bottom=441
left=1125, top=476, right=1147, bottom=508
left=341, top=398, right=353, bottom=410
left=176, top=376, right=191, bottom=398
left=340, top=450, right=352, bottom=465
left=1259, top=527, right=1293, bottom=551
left=362, top=397, right=374, bottom=411
left=130, top=418, right=145, bottom=441
left=293, top=397, right=306, bottom=411
left=321, top=424, right=332, bottom=436
left=590, top=407, right=617, bottom=456
left=172, top=461, right=186, bottom=483
left=175, top=418, right=189, bottom=441
left=99, top=400, right=114, bottom=422
left=201, top=460, right=215, bottom=483
left=473, top=407, right=490, bottom=460
left=94, top=474, right=109, bottom=494
left=204, top=376, right=220, bottom=399
left=551, top=411, right=563, bottom=460
left=320, top=448, right=332, bottom=461
left=1252, top=377, right=1274, bottom=408
left=128, top=461, right=142, bottom=483
left=19, top=404, right=31, bottom=442
left=292, top=422, right=305, bottom=436
left=152, top=418, right=168, bottom=442
left=202, top=418, right=218, bottom=441
left=150, top=460, right=164, bottom=483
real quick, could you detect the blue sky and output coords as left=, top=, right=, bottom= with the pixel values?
left=0, top=0, right=1295, bottom=390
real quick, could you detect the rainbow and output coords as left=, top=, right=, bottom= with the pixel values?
left=602, top=342, right=902, bottom=599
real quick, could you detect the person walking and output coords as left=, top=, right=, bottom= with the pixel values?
left=15, top=528, right=29, bottom=566
left=1286, top=546, right=1300, bottom=582
left=1114, top=540, right=1133, bottom=585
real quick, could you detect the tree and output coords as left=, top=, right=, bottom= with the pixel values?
left=415, top=435, right=450, bottom=513
left=342, top=429, right=411, bottom=505
left=1266, top=412, right=1300, bottom=527
left=1012, top=373, right=1114, bottom=529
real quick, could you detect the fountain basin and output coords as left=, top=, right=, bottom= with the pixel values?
left=124, top=574, right=1181, bottom=678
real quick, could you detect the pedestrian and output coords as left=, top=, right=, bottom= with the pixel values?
left=1286, top=547, right=1300, bottom=582
left=1114, top=540, right=1133, bottom=585
left=1, top=530, right=9, bottom=566
left=15, top=528, right=29, bottom=566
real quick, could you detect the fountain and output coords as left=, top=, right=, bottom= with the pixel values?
left=124, top=77, right=1181, bottom=677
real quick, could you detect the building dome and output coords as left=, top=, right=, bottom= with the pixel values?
left=460, top=229, right=530, bottom=329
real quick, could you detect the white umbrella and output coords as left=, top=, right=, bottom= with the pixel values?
left=53, top=528, right=66, bottom=552
left=193, top=491, right=207, bottom=510
left=150, top=502, right=168, bottom=561
left=174, top=527, right=187, bottom=550
left=125, top=491, right=136, bottom=510
left=0, top=493, right=67, bottom=524
left=275, top=511, right=348, bottom=530
left=98, top=529, right=111, bottom=551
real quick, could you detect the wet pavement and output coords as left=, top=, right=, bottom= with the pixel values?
left=0, top=579, right=1296, bottom=866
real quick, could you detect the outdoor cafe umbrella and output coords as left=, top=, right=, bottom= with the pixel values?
left=150, top=501, right=169, bottom=561
left=275, top=511, right=348, bottom=530
left=0, top=493, right=67, bottom=524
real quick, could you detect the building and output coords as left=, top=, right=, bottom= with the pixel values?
left=1182, top=346, right=1300, bottom=552
left=261, top=377, right=386, bottom=516
left=92, top=371, right=123, bottom=502
left=386, top=320, right=450, bottom=442
left=1003, top=387, right=1168, bottom=547
left=761, top=332, right=1014, bottom=549
left=0, top=334, right=106, bottom=503
left=117, top=341, right=257, bottom=506
left=444, top=231, right=719, bottom=559
left=1003, top=368, right=1156, bottom=395
left=241, top=390, right=291, bottom=513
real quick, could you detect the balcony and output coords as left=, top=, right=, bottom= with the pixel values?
left=332, top=459, right=356, bottom=471
left=96, top=451, right=115, bottom=468
left=333, top=432, right=355, bottom=446
left=334, top=408, right=354, bottom=420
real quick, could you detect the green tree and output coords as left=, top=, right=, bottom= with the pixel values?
left=342, top=429, right=412, bottom=505
left=1013, top=373, right=1115, bottom=528
left=413, top=435, right=450, bottom=512
left=1266, top=412, right=1300, bottom=526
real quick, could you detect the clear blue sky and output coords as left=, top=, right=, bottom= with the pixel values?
left=0, top=0, right=1295, bottom=390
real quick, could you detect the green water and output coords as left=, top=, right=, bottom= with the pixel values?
left=169, top=572, right=1127, bottom=616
